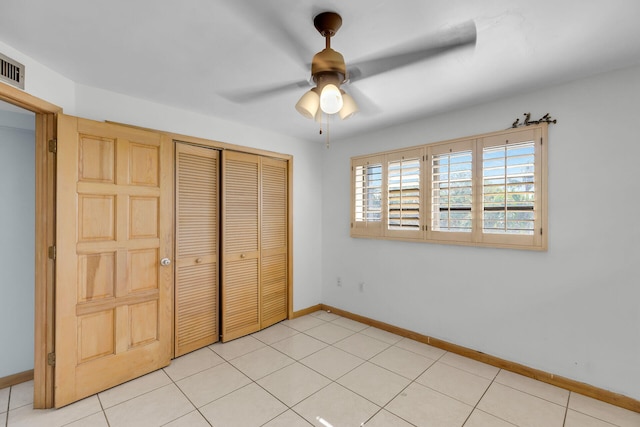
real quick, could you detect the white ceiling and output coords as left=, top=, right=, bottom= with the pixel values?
left=1, top=0, right=640, bottom=142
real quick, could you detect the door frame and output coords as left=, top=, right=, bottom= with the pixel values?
left=0, top=82, right=60, bottom=408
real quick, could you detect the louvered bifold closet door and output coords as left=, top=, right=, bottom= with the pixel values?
left=175, top=143, right=219, bottom=356
left=221, top=151, right=260, bottom=341
left=260, top=157, right=288, bottom=328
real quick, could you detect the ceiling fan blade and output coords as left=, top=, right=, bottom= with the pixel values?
left=344, top=84, right=381, bottom=115
left=223, top=1, right=311, bottom=67
left=221, top=80, right=311, bottom=103
left=348, top=20, right=476, bottom=83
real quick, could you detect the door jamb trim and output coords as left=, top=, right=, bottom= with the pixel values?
left=0, top=81, right=61, bottom=408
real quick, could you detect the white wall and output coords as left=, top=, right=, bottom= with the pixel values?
left=321, top=64, right=640, bottom=400
left=0, top=109, right=35, bottom=377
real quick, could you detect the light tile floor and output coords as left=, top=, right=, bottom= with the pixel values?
left=2, top=310, right=639, bottom=427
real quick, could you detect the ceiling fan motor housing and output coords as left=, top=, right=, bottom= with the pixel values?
left=311, top=48, right=346, bottom=87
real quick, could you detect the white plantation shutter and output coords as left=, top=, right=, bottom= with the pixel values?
left=352, top=155, right=384, bottom=237
left=386, top=148, right=423, bottom=239
left=480, top=127, right=544, bottom=248
left=356, top=164, right=383, bottom=222
left=483, top=142, right=535, bottom=234
left=429, top=139, right=474, bottom=243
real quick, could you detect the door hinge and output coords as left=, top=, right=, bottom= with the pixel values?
left=48, top=138, right=57, bottom=153
left=48, top=245, right=56, bottom=260
left=47, top=352, right=56, bottom=366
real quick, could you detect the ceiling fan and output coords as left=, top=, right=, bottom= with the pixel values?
left=224, top=10, right=477, bottom=122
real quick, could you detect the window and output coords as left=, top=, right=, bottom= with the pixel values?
left=482, top=141, right=535, bottom=235
left=351, top=125, right=547, bottom=250
left=386, top=149, right=422, bottom=238
left=351, top=155, right=384, bottom=237
left=355, top=163, right=382, bottom=222
left=478, top=127, right=544, bottom=248
left=431, top=150, right=473, bottom=232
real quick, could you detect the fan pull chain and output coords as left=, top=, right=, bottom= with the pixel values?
left=325, top=117, right=330, bottom=149
left=318, top=112, right=331, bottom=148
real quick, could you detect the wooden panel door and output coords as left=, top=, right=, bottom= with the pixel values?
left=221, top=151, right=260, bottom=341
left=175, top=143, right=219, bottom=356
left=55, top=115, right=173, bottom=407
left=260, top=157, right=288, bottom=328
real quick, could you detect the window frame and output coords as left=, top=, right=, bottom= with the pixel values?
left=478, top=127, right=544, bottom=248
left=350, top=124, right=548, bottom=250
left=351, top=155, right=385, bottom=237
left=427, top=138, right=476, bottom=244
left=385, top=148, right=424, bottom=239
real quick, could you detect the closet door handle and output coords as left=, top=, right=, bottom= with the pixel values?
left=195, top=258, right=203, bottom=264
left=240, top=253, right=246, bottom=259
left=160, top=258, right=171, bottom=266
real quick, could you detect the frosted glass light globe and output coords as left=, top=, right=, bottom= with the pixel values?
left=295, top=89, right=320, bottom=119
left=320, top=84, right=343, bottom=114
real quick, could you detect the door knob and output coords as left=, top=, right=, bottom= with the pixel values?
left=160, top=258, right=171, bottom=266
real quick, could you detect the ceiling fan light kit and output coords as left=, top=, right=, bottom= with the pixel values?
left=319, top=84, right=343, bottom=114
left=295, top=88, right=320, bottom=119
left=296, top=12, right=358, bottom=121
left=339, top=91, right=359, bottom=120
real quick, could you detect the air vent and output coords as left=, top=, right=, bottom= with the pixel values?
left=0, top=53, right=25, bottom=89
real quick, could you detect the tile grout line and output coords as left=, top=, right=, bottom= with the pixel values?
left=492, top=380, right=569, bottom=408
left=360, top=367, right=431, bottom=426
left=564, top=393, right=626, bottom=427
left=94, top=393, right=111, bottom=427
left=562, top=392, right=570, bottom=427
left=362, top=347, right=498, bottom=423
left=166, top=366, right=213, bottom=427
left=4, top=386, right=9, bottom=427
left=459, top=369, right=514, bottom=427
left=98, top=371, right=173, bottom=413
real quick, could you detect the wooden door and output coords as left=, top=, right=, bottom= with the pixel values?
left=175, top=143, right=219, bottom=356
left=55, top=115, right=173, bottom=407
left=260, top=157, right=288, bottom=328
left=221, top=151, right=260, bottom=341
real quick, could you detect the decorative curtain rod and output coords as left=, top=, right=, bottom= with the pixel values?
left=511, top=112, right=557, bottom=128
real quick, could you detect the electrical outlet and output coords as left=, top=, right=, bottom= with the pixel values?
left=337, top=277, right=342, bottom=287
